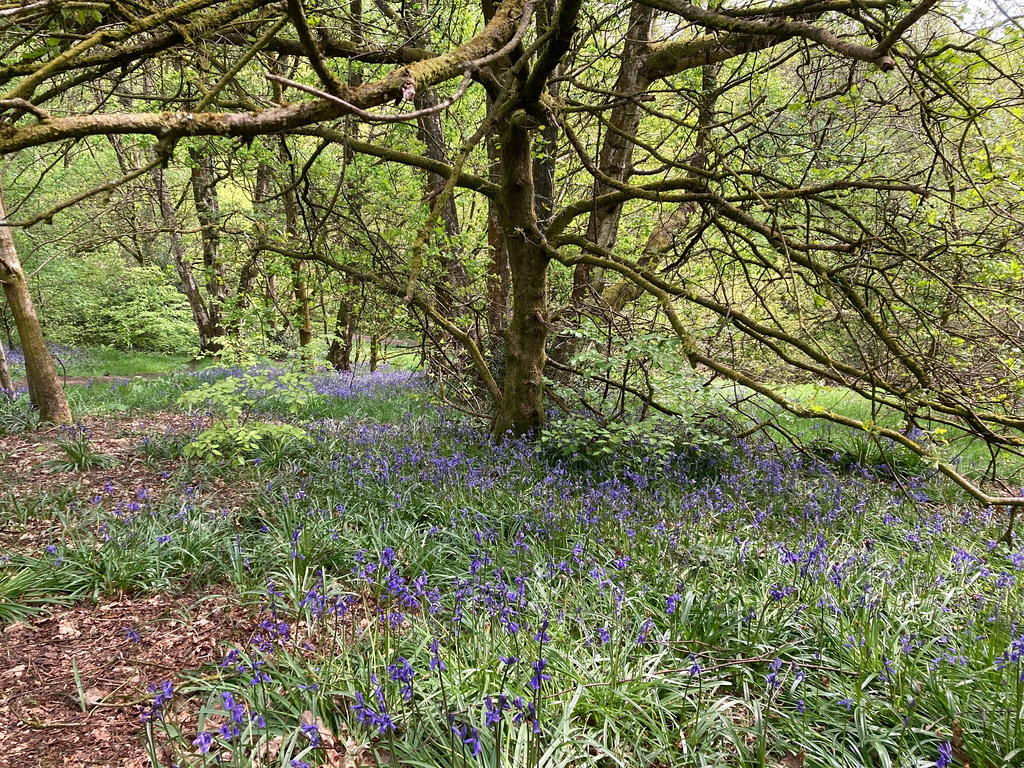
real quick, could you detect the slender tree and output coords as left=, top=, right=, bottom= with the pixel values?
left=0, top=177, right=70, bottom=422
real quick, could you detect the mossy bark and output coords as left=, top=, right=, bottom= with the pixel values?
left=328, top=298, right=356, bottom=371
left=189, top=148, right=228, bottom=346
left=0, top=183, right=71, bottom=423
left=0, top=333, right=13, bottom=393
left=492, top=120, right=550, bottom=438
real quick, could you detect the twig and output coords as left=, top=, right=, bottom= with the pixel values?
left=9, top=136, right=176, bottom=228
left=0, top=98, right=50, bottom=122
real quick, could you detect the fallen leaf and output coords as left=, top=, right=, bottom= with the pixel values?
left=84, top=687, right=108, bottom=707
left=779, top=749, right=805, bottom=768
left=254, top=734, right=283, bottom=761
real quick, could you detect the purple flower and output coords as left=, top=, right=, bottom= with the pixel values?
left=140, top=679, right=174, bottom=721
left=454, top=723, right=482, bottom=756
left=534, top=616, right=551, bottom=644
left=485, top=695, right=509, bottom=726
left=429, top=637, right=446, bottom=672
left=221, top=692, right=247, bottom=724
left=387, top=657, right=415, bottom=701
left=192, top=731, right=213, bottom=753
left=300, top=721, right=320, bottom=747
left=936, top=741, right=953, bottom=768
left=529, top=659, right=551, bottom=690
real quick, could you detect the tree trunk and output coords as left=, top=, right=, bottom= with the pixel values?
left=370, top=333, right=379, bottom=371
left=153, top=165, right=219, bottom=352
left=493, top=120, right=550, bottom=437
left=572, top=3, right=654, bottom=305
left=290, top=264, right=313, bottom=348
left=278, top=140, right=313, bottom=349
left=600, top=63, right=720, bottom=312
left=485, top=132, right=511, bottom=346
left=188, top=148, right=227, bottom=343
left=230, top=163, right=274, bottom=338
left=327, top=298, right=356, bottom=371
left=0, top=181, right=71, bottom=423
left=0, top=336, right=13, bottom=393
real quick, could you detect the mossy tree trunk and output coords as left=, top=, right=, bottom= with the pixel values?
left=0, top=181, right=71, bottom=423
left=492, top=120, right=550, bottom=438
left=189, top=148, right=228, bottom=345
left=279, top=139, right=314, bottom=350
left=0, top=330, right=13, bottom=393
left=369, top=333, right=380, bottom=371
left=328, top=297, right=356, bottom=371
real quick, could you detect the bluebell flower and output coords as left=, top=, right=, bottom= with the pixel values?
left=429, top=637, right=446, bottom=672
left=192, top=731, right=213, bottom=753
left=529, top=659, right=550, bottom=690
left=300, top=721, right=320, bottom=747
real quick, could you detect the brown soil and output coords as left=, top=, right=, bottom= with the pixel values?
left=0, top=593, right=247, bottom=768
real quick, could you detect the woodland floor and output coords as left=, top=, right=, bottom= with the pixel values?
left=0, top=593, right=246, bottom=768
left=0, top=413, right=252, bottom=768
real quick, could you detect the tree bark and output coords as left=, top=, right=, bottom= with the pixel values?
left=370, top=333, right=379, bottom=371
left=493, top=120, right=550, bottom=437
left=0, top=181, right=71, bottom=423
left=229, top=162, right=274, bottom=338
left=572, top=3, right=655, bottom=305
left=485, top=131, right=511, bottom=345
left=327, top=297, right=356, bottom=371
left=188, top=147, right=227, bottom=343
left=600, top=62, right=719, bottom=312
left=0, top=334, right=13, bottom=393
left=279, top=140, right=313, bottom=349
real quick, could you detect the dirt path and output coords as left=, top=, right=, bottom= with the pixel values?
left=11, top=372, right=168, bottom=391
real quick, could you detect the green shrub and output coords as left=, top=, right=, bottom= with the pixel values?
left=178, top=371, right=310, bottom=466
left=34, top=256, right=196, bottom=353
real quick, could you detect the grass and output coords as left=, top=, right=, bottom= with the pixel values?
left=1, top=362, right=1022, bottom=768
left=58, top=347, right=200, bottom=377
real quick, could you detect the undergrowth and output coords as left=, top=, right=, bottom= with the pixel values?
left=0, top=366, right=1021, bottom=768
